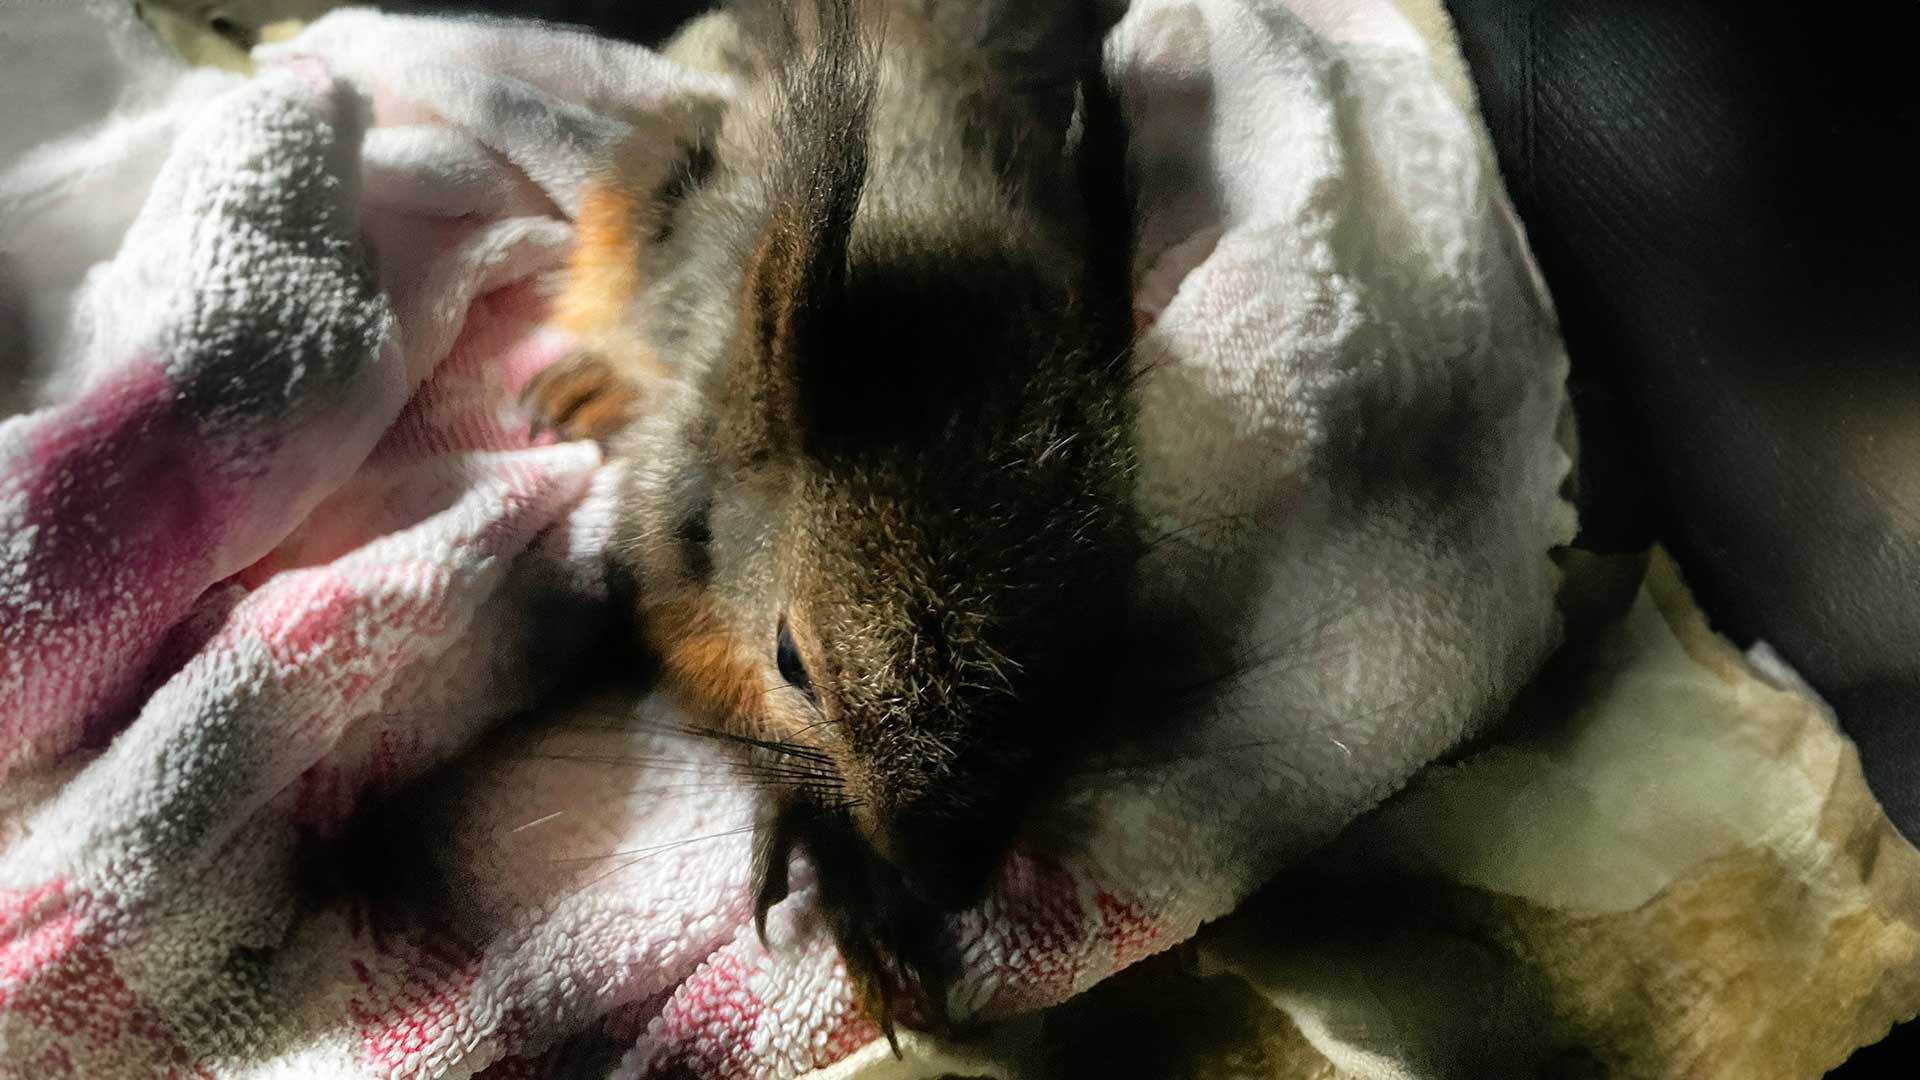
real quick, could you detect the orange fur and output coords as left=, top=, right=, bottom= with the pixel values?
left=553, top=177, right=650, bottom=344
left=647, top=592, right=778, bottom=739
left=528, top=158, right=676, bottom=438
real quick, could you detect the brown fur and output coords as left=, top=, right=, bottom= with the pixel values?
left=528, top=0, right=1136, bottom=1039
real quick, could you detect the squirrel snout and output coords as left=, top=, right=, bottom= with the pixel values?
left=861, top=806, right=1013, bottom=913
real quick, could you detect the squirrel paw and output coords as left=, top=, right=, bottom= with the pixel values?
left=521, top=352, right=645, bottom=442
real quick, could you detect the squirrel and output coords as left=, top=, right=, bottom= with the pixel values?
left=526, top=0, right=1138, bottom=1043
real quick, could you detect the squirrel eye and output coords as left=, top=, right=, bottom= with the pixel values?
left=776, top=619, right=813, bottom=697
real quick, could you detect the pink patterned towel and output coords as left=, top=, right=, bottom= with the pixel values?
left=0, top=2, right=1572, bottom=1077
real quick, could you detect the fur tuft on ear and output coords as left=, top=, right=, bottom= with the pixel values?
left=727, top=0, right=878, bottom=463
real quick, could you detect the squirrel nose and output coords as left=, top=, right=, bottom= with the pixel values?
left=872, top=811, right=1011, bottom=912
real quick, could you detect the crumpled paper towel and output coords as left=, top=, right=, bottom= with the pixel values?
left=1030, top=550, right=1920, bottom=1080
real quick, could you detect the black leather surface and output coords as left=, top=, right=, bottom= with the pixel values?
left=1444, top=0, right=1920, bottom=818
left=1443, top=1, right=1919, bottom=1068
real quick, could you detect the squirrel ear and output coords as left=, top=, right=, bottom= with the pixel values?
left=722, top=0, right=875, bottom=464
left=722, top=218, right=829, bottom=464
